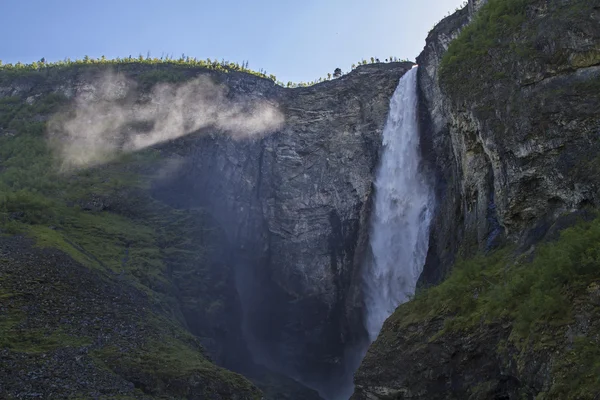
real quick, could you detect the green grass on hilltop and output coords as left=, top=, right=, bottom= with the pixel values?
left=0, top=54, right=412, bottom=89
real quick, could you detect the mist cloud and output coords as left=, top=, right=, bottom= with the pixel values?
left=48, top=72, right=284, bottom=170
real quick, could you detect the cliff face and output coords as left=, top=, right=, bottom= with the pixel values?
left=0, top=61, right=412, bottom=399
left=151, top=62, right=413, bottom=397
left=419, top=0, right=600, bottom=284
left=416, top=3, right=473, bottom=286
left=354, top=0, right=600, bottom=398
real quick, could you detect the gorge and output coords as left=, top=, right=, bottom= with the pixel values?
left=1, top=0, right=600, bottom=398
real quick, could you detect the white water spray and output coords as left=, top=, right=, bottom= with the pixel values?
left=363, top=67, right=434, bottom=341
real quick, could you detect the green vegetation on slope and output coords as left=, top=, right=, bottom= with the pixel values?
left=0, top=238, right=261, bottom=399
left=0, top=86, right=258, bottom=397
left=0, top=91, right=226, bottom=312
left=388, top=213, right=600, bottom=398
left=1, top=94, right=177, bottom=293
left=439, top=0, right=598, bottom=93
left=440, top=0, right=530, bottom=84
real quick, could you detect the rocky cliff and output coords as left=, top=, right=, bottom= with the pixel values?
left=419, top=0, right=600, bottom=283
left=0, top=61, right=412, bottom=399
left=150, top=61, right=413, bottom=398
left=354, top=0, right=600, bottom=398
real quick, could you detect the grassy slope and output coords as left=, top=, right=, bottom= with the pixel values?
left=385, top=213, right=600, bottom=397
left=0, top=82, right=260, bottom=398
left=439, top=0, right=530, bottom=86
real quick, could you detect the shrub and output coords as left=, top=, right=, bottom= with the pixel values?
left=0, top=190, right=56, bottom=225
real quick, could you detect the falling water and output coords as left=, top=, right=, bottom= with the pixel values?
left=363, top=67, right=434, bottom=341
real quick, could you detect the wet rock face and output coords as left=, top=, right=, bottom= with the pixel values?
left=151, top=62, right=414, bottom=397
left=417, top=0, right=506, bottom=287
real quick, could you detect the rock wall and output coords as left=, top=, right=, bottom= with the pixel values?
left=148, top=62, right=414, bottom=398
left=418, top=0, right=600, bottom=285
left=416, top=3, right=473, bottom=286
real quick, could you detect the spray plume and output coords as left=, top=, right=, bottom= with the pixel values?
left=48, top=72, right=284, bottom=170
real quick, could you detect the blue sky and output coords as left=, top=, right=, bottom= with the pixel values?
left=0, top=0, right=465, bottom=83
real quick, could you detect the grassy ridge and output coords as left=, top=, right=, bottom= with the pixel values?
left=0, top=54, right=411, bottom=89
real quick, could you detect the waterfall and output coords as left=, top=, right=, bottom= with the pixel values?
left=363, top=67, right=434, bottom=341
